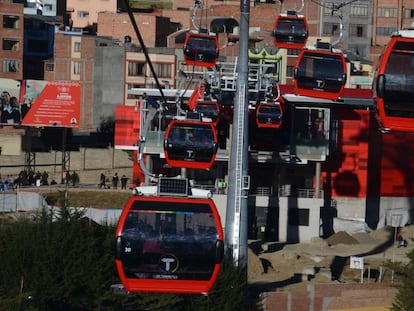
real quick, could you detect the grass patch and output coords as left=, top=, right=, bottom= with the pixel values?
left=39, top=189, right=131, bottom=209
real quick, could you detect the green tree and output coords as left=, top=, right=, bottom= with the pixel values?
left=0, top=194, right=247, bottom=310
left=388, top=248, right=414, bottom=311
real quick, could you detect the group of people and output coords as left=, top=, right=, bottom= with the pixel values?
left=62, top=170, right=80, bottom=187
left=0, top=174, right=17, bottom=191
left=99, top=172, right=129, bottom=190
left=0, top=170, right=53, bottom=190
left=1, top=91, right=21, bottom=124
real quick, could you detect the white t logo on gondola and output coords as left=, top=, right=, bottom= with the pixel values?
left=159, top=254, right=179, bottom=273
left=161, top=258, right=175, bottom=272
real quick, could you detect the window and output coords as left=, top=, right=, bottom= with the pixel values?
left=376, top=27, right=397, bottom=36
left=2, top=38, right=20, bottom=51
left=74, top=42, right=81, bottom=52
left=286, top=65, right=295, bottom=78
left=3, top=15, right=20, bottom=29
left=288, top=208, right=309, bottom=226
left=322, top=22, right=340, bottom=36
left=153, top=63, right=172, bottom=78
left=287, top=49, right=301, bottom=56
left=44, top=4, right=53, bottom=12
left=404, top=8, right=414, bottom=18
left=378, top=7, right=397, bottom=18
left=350, top=4, right=368, bottom=16
left=349, top=24, right=366, bottom=38
left=72, top=61, right=81, bottom=74
left=323, top=2, right=335, bottom=15
left=3, top=59, right=19, bottom=73
left=77, top=11, right=89, bottom=18
left=128, top=61, right=145, bottom=76
left=45, top=63, right=54, bottom=72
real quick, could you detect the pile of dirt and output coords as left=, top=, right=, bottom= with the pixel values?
left=247, top=225, right=414, bottom=289
left=325, top=231, right=359, bottom=246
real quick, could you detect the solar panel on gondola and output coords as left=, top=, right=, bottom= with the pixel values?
left=373, top=30, right=414, bottom=132
left=272, top=11, right=308, bottom=50
left=256, top=101, right=283, bottom=128
left=164, top=119, right=218, bottom=170
left=115, top=195, right=224, bottom=294
left=294, top=44, right=347, bottom=100
left=183, top=31, right=219, bottom=67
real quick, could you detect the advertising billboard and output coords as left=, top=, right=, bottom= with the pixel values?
left=21, top=80, right=81, bottom=127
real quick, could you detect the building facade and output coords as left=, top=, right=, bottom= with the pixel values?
left=45, top=32, right=125, bottom=132
left=0, top=0, right=24, bottom=81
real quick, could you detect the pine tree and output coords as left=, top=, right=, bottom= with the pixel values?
left=387, top=247, right=414, bottom=310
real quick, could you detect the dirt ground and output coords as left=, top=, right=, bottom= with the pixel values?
left=247, top=224, right=414, bottom=292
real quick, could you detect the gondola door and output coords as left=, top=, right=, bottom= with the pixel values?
left=294, top=48, right=347, bottom=100
left=374, top=34, right=414, bottom=132
left=164, top=119, right=218, bottom=169
left=115, top=196, right=224, bottom=294
left=256, top=101, right=283, bottom=128
left=272, top=12, right=308, bottom=50
left=183, top=32, right=219, bottom=67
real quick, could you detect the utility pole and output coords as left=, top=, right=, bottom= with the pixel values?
left=224, top=0, right=250, bottom=270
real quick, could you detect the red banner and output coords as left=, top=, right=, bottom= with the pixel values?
left=21, top=80, right=81, bottom=127
left=114, top=104, right=140, bottom=150
left=114, top=104, right=144, bottom=185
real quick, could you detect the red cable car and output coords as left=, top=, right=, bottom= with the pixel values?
left=256, top=101, right=283, bottom=128
left=195, top=100, right=220, bottom=126
left=183, top=31, right=219, bottom=67
left=272, top=11, right=309, bottom=50
left=294, top=44, right=347, bottom=100
left=373, top=32, right=414, bottom=132
left=115, top=195, right=224, bottom=294
left=164, top=118, right=218, bottom=169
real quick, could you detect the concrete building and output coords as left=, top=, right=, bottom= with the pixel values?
left=45, top=32, right=125, bottom=132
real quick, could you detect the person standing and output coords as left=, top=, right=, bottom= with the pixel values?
left=99, top=173, right=106, bottom=189
left=1, top=91, right=11, bottom=124
left=71, top=171, right=79, bottom=187
left=121, top=175, right=128, bottom=190
left=112, top=172, right=119, bottom=189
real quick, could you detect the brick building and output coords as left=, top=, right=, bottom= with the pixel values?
left=0, top=0, right=24, bottom=81
left=44, top=32, right=125, bottom=132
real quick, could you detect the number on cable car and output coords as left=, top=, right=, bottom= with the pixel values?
left=272, top=11, right=309, bottom=50
left=183, top=31, right=219, bottom=67
left=164, top=119, right=218, bottom=169
left=195, top=100, right=220, bottom=126
left=374, top=32, right=414, bottom=132
left=115, top=195, right=224, bottom=294
left=256, top=101, right=283, bottom=128
left=294, top=45, right=347, bottom=100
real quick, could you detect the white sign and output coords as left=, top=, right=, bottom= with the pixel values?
left=350, top=256, right=364, bottom=270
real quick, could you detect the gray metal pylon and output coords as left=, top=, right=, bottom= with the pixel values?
left=224, top=0, right=250, bottom=270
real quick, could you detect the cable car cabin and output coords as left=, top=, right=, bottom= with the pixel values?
left=183, top=32, right=219, bottom=67
left=195, top=100, right=220, bottom=126
left=256, top=101, right=283, bottom=128
left=294, top=48, right=347, bottom=100
left=272, top=12, right=309, bottom=50
left=164, top=119, right=218, bottom=169
left=374, top=33, right=414, bottom=132
left=115, top=195, right=224, bottom=294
